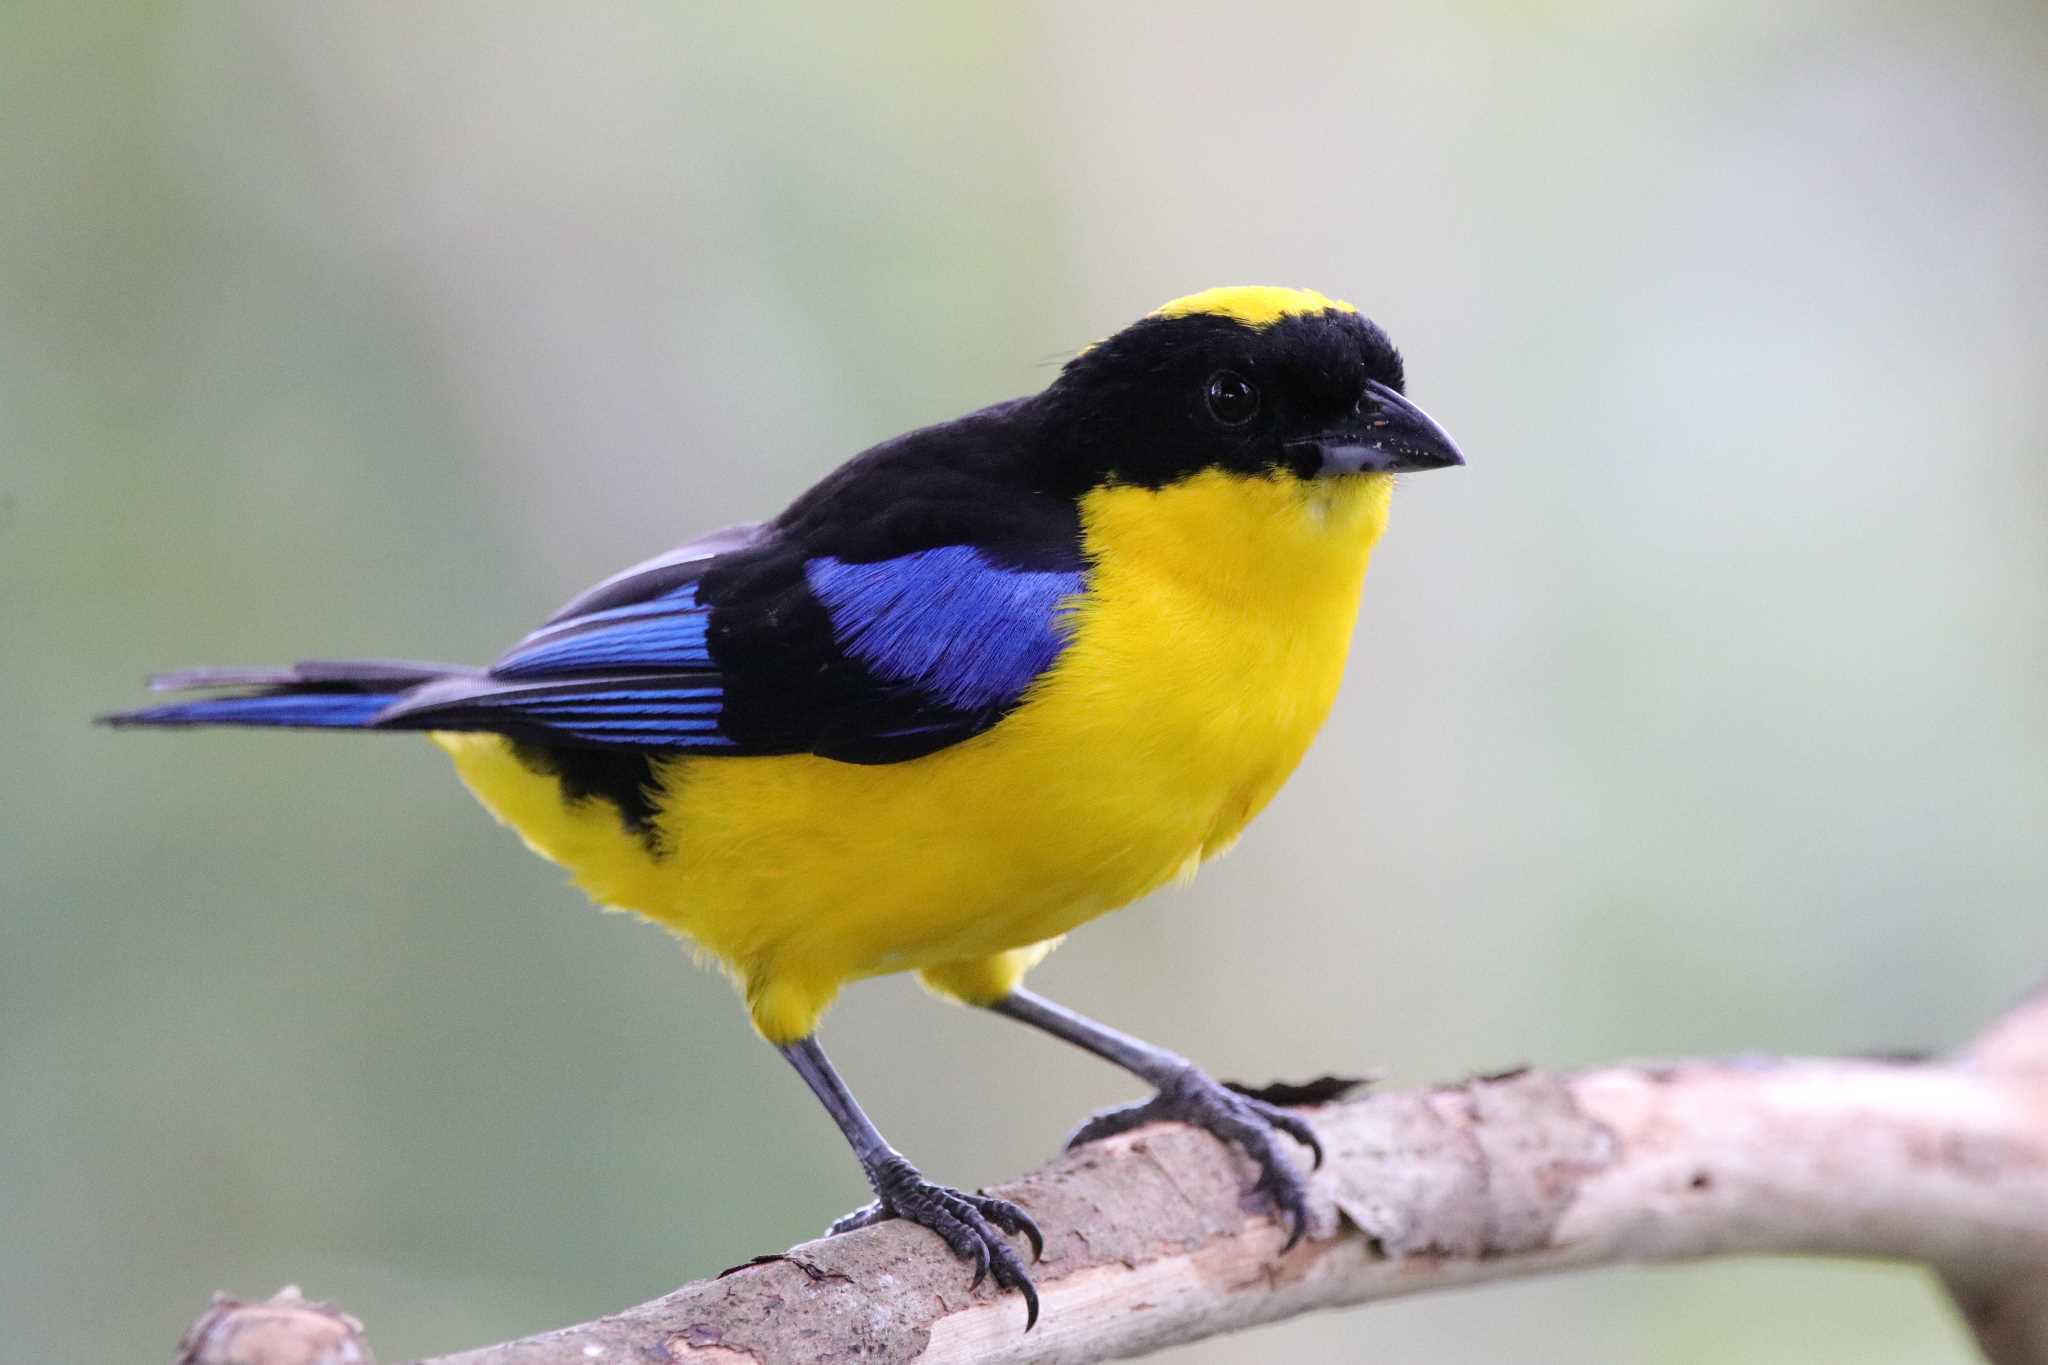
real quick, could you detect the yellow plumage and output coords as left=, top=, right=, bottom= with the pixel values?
left=1150, top=284, right=1356, bottom=327
left=438, top=466, right=1391, bottom=1043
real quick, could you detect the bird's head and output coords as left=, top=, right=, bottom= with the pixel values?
left=1039, top=286, right=1463, bottom=496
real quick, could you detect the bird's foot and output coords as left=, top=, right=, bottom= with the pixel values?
left=830, top=1154, right=1044, bottom=1328
left=1067, top=1066, right=1325, bottom=1250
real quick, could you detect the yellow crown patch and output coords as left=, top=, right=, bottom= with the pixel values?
left=1150, top=286, right=1355, bottom=329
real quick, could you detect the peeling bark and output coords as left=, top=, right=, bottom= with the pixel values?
left=178, top=987, right=2048, bottom=1365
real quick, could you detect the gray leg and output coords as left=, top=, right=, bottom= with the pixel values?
left=779, top=1035, right=1043, bottom=1327
left=988, top=988, right=1324, bottom=1249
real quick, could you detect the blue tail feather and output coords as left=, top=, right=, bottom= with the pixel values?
left=101, top=689, right=403, bottom=730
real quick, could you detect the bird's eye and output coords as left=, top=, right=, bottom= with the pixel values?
left=1204, top=370, right=1260, bottom=426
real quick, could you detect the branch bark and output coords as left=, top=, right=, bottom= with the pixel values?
left=182, top=986, right=2048, bottom=1365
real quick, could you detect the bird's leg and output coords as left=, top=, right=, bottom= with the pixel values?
left=778, top=1035, right=1043, bottom=1327
left=987, top=988, right=1324, bottom=1249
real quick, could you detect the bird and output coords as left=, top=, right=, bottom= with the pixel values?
left=103, top=285, right=1464, bottom=1327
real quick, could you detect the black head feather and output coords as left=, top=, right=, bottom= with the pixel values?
left=1035, top=306, right=1405, bottom=492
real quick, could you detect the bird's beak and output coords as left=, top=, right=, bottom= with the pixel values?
left=1290, top=380, right=1466, bottom=476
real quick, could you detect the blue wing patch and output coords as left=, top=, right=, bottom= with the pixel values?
left=372, top=542, right=1082, bottom=753
left=804, top=546, right=1083, bottom=712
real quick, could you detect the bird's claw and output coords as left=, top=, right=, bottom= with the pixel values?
left=830, top=1156, right=1043, bottom=1329
left=1067, top=1067, right=1323, bottom=1250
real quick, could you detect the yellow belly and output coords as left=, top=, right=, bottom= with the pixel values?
left=439, top=470, right=1392, bottom=1042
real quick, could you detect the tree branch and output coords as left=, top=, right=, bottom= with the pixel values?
left=181, top=986, right=2048, bottom=1365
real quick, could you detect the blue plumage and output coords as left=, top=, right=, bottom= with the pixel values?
left=805, top=546, right=1083, bottom=713
left=390, top=546, right=1083, bottom=749
left=111, top=690, right=400, bottom=729
left=494, top=584, right=711, bottom=678
left=109, top=531, right=1089, bottom=756
left=449, top=682, right=734, bottom=748
left=372, top=579, right=733, bottom=746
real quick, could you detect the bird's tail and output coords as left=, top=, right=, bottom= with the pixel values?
left=98, top=659, right=479, bottom=732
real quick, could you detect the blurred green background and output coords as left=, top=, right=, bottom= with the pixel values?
left=5, top=3, right=2046, bottom=1361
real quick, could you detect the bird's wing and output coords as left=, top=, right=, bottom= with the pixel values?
left=377, top=525, right=1086, bottom=762
left=535, top=520, right=770, bottom=625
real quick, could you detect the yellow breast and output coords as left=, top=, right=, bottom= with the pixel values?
left=438, top=469, right=1392, bottom=1041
